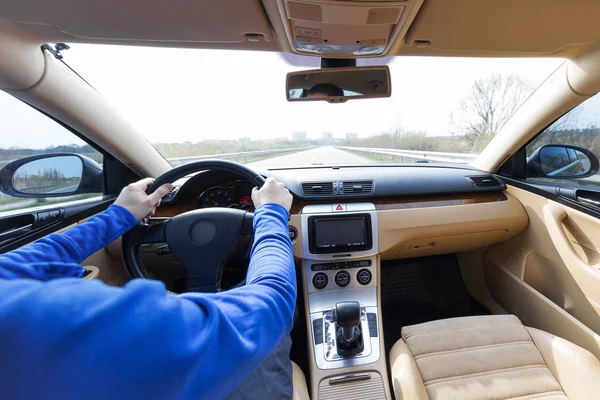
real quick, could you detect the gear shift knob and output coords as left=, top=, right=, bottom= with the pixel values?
left=335, top=301, right=361, bottom=341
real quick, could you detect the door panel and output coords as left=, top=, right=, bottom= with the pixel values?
left=1, top=199, right=132, bottom=286
left=485, top=185, right=600, bottom=331
left=0, top=197, right=114, bottom=252
left=474, top=185, right=600, bottom=361
left=543, top=201, right=600, bottom=310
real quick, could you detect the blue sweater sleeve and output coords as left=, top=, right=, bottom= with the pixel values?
left=0, top=203, right=296, bottom=400
left=0, top=204, right=138, bottom=280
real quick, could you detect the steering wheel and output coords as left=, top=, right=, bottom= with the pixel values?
left=122, top=160, right=265, bottom=292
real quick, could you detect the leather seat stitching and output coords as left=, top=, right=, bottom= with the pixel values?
left=404, top=322, right=523, bottom=339
left=407, top=359, right=423, bottom=400
left=413, top=340, right=534, bottom=360
left=424, top=364, right=548, bottom=386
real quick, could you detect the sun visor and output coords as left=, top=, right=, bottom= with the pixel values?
left=277, top=0, right=423, bottom=57
left=0, top=18, right=45, bottom=90
left=404, top=0, right=600, bottom=55
left=0, top=0, right=273, bottom=43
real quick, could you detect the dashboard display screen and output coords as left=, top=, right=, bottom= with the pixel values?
left=309, top=214, right=372, bottom=254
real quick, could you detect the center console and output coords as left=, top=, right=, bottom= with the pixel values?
left=300, top=203, right=390, bottom=398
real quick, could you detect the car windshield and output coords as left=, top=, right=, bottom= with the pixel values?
left=11, top=44, right=565, bottom=168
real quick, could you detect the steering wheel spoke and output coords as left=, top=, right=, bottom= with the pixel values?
left=144, top=219, right=168, bottom=243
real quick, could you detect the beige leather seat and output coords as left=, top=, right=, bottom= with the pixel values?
left=292, top=361, right=310, bottom=400
left=390, top=315, right=600, bottom=400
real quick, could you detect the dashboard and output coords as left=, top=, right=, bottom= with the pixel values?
left=197, top=182, right=255, bottom=211
left=154, top=164, right=528, bottom=261
left=144, top=164, right=529, bottom=294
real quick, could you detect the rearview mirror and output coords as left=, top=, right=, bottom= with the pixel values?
left=526, top=145, right=599, bottom=179
left=286, top=66, right=391, bottom=103
left=0, top=153, right=103, bottom=198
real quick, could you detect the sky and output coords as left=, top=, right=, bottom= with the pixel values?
left=0, top=44, right=565, bottom=149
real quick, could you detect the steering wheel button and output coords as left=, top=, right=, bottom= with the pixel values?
left=313, top=272, right=328, bottom=290
left=155, top=245, right=171, bottom=256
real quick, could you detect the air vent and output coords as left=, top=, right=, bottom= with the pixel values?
left=467, top=176, right=502, bottom=187
left=124, top=163, right=146, bottom=178
left=302, top=182, right=334, bottom=196
left=342, top=180, right=374, bottom=194
left=493, top=154, right=512, bottom=171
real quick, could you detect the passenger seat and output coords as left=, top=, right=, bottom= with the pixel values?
left=390, top=315, right=600, bottom=400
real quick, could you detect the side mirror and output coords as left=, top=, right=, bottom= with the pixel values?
left=0, top=153, right=103, bottom=198
left=526, top=145, right=599, bottom=179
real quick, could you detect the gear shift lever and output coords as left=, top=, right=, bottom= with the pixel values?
left=334, top=301, right=364, bottom=357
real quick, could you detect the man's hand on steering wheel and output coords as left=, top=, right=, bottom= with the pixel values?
left=122, top=160, right=290, bottom=292
left=252, top=177, right=293, bottom=212
left=115, top=178, right=173, bottom=220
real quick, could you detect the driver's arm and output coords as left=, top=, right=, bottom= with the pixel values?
left=0, top=177, right=297, bottom=400
left=0, top=178, right=171, bottom=280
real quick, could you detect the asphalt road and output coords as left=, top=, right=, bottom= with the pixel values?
left=248, top=146, right=374, bottom=167
left=48, top=184, right=80, bottom=194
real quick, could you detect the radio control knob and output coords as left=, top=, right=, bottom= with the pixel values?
left=335, top=270, right=351, bottom=287
left=357, top=269, right=372, bottom=285
left=313, top=273, right=328, bottom=290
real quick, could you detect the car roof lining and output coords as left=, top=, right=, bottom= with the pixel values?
left=0, top=0, right=599, bottom=59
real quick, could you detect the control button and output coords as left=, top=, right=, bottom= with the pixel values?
left=295, top=27, right=321, bottom=38
left=333, top=204, right=346, bottom=212
left=369, top=327, right=378, bottom=337
left=313, top=273, right=328, bottom=290
left=361, top=39, right=386, bottom=46
left=315, top=334, right=323, bottom=344
left=334, top=270, right=351, bottom=287
left=155, top=245, right=172, bottom=256
left=48, top=210, right=61, bottom=221
left=311, top=264, right=324, bottom=271
left=37, top=211, right=50, bottom=227
left=357, top=269, right=372, bottom=285
left=313, top=319, right=324, bottom=344
left=296, top=36, right=322, bottom=44
left=288, top=226, right=298, bottom=243
left=367, top=313, right=377, bottom=322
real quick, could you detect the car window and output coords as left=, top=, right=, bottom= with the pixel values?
left=0, top=91, right=104, bottom=213
left=526, top=93, right=600, bottom=186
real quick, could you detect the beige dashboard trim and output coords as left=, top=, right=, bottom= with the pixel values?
left=289, top=191, right=527, bottom=261
left=376, top=191, right=527, bottom=260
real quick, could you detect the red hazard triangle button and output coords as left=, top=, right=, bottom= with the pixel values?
left=335, top=204, right=344, bottom=211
